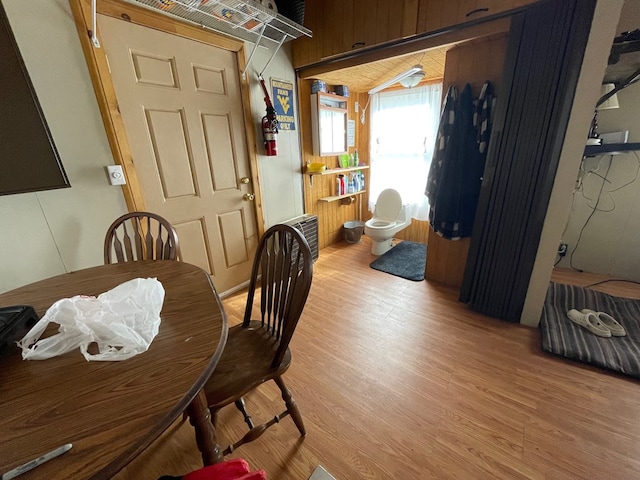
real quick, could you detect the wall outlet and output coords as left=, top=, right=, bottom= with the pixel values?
left=558, top=243, right=568, bottom=257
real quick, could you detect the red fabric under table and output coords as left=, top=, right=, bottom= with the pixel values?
left=183, top=459, right=266, bottom=480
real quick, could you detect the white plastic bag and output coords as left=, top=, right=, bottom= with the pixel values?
left=18, top=277, right=165, bottom=361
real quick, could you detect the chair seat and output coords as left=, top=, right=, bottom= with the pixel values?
left=204, top=321, right=292, bottom=409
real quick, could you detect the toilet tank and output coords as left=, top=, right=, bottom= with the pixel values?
left=398, top=204, right=410, bottom=223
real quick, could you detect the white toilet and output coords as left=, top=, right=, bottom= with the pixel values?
left=364, top=188, right=410, bottom=256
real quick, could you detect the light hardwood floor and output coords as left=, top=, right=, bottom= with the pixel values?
left=116, top=237, right=640, bottom=480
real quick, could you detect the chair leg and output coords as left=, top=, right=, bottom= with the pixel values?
left=274, top=376, right=306, bottom=436
left=234, top=398, right=255, bottom=429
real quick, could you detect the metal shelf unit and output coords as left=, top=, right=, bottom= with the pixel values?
left=121, top=0, right=311, bottom=46
left=584, top=142, right=640, bottom=156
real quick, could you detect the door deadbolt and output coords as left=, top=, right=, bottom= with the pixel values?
left=240, top=177, right=250, bottom=184
left=243, top=193, right=255, bottom=201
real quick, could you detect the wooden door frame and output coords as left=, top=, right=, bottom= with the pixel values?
left=69, top=0, right=266, bottom=238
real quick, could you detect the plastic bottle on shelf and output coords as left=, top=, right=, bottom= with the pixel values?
left=353, top=149, right=359, bottom=167
left=349, top=153, right=355, bottom=168
left=336, top=177, right=342, bottom=196
left=338, top=175, right=346, bottom=195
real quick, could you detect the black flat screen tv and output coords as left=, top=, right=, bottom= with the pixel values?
left=0, top=3, right=69, bottom=196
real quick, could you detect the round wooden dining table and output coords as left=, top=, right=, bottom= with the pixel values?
left=0, top=260, right=228, bottom=479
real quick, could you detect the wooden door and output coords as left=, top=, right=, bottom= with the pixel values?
left=98, top=14, right=258, bottom=293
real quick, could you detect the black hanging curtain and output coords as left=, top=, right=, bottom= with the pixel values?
left=459, top=0, right=597, bottom=321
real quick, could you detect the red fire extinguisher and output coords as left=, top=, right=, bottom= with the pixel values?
left=258, top=75, right=278, bottom=156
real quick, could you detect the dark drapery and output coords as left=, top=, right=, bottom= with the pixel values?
left=459, top=0, right=597, bottom=322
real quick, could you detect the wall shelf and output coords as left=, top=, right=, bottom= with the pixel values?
left=319, top=190, right=366, bottom=203
left=120, top=0, right=312, bottom=47
left=306, top=165, right=368, bottom=187
left=584, top=142, right=640, bottom=156
left=306, top=165, right=369, bottom=176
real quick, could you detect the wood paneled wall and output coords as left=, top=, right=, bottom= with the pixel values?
left=297, top=36, right=509, bottom=254
left=298, top=83, right=433, bottom=250
left=425, top=33, right=508, bottom=287
left=298, top=82, right=371, bottom=249
left=293, top=0, right=420, bottom=68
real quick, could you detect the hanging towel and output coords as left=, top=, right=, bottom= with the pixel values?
left=425, top=85, right=457, bottom=206
left=426, top=81, right=495, bottom=240
left=461, top=80, right=495, bottom=234
left=428, top=83, right=475, bottom=239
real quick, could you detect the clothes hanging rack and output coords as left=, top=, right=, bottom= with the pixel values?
left=92, top=0, right=311, bottom=76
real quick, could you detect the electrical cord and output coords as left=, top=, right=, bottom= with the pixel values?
left=584, top=278, right=640, bottom=288
left=609, top=151, right=640, bottom=193
left=578, top=151, right=640, bottom=212
left=569, top=156, right=613, bottom=271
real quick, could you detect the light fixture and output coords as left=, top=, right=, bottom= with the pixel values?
left=368, top=65, right=425, bottom=95
left=588, top=83, right=620, bottom=140
left=400, top=70, right=426, bottom=88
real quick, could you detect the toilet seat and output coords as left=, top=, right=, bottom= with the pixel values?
left=365, top=219, right=397, bottom=230
left=364, top=188, right=409, bottom=256
left=373, top=189, right=402, bottom=219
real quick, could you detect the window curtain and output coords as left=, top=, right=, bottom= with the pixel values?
left=369, top=83, right=443, bottom=220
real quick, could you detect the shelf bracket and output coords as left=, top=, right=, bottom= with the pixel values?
left=90, top=0, right=100, bottom=48
left=241, top=23, right=267, bottom=81
left=258, top=33, right=288, bottom=78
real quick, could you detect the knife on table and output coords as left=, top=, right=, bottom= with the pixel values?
left=2, top=444, right=72, bottom=480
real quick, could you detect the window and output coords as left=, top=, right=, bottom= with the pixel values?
left=369, top=83, right=442, bottom=220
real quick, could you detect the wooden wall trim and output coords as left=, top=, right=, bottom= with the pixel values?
left=68, top=0, right=265, bottom=237
left=69, top=0, right=145, bottom=212
left=297, top=17, right=511, bottom=79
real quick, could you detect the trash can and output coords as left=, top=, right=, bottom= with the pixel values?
left=343, top=221, right=365, bottom=244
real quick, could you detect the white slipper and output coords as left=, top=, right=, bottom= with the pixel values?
left=567, top=309, right=611, bottom=337
left=581, top=309, right=626, bottom=336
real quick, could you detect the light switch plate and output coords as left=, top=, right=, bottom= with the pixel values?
left=106, top=165, right=126, bottom=185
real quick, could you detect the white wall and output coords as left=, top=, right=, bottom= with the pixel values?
left=556, top=84, right=640, bottom=280
left=246, top=42, right=305, bottom=226
left=553, top=0, right=640, bottom=280
left=0, top=0, right=128, bottom=293
left=0, top=1, right=303, bottom=294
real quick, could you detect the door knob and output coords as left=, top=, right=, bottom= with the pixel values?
left=243, top=193, right=255, bottom=201
left=240, top=177, right=250, bottom=184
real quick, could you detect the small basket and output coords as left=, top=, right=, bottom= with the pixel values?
left=344, top=221, right=365, bottom=244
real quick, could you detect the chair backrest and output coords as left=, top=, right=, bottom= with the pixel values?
left=243, top=224, right=313, bottom=368
left=104, top=211, right=180, bottom=264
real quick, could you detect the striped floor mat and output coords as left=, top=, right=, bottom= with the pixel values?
left=540, top=282, right=640, bottom=379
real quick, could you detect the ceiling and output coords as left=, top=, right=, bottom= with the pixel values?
left=310, top=45, right=451, bottom=93
left=306, top=0, right=640, bottom=94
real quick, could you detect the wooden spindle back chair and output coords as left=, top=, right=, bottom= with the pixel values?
left=104, top=211, right=180, bottom=264
left=203, top=224, right=313, bottom=456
